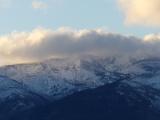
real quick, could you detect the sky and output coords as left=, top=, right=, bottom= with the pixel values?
left=1, top=0, right=160, bottom=66
left=0, top=0, right=160, bottom=36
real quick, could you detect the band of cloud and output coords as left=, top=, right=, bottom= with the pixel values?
left=0, top=27, right=160, bottom=66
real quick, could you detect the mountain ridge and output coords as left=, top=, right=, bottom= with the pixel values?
left=0, top=56, right=160, bottom=120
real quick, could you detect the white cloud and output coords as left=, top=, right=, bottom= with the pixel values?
left=144, top=34, right=160, bottom=42
left=32, top=0, right=48, bottom=10
left=0, top=27, right=160, bottom=66
left=118, top=0, right=160, bottom=26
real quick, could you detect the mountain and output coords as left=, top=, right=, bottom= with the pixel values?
left=0, top=76, right=47, bottom=120
left=7, top=80, right=160, bottom=120
left=0, top=56, right=160, bottom=119
left=0, top=56, right=129, bottom=99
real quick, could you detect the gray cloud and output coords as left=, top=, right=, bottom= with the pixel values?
left=0, top=27, right=160, bottom=66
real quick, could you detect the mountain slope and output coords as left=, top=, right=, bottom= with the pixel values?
left=0, top=56, right=160, bottom=120
left=0, top=56, right=130, bottom=99
left=0, top=57, right=160, bottom=98
left=12, top=82, right=160, bottom=120
left=0, top=76, right=47, bottom=120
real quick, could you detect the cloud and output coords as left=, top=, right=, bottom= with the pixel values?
left=144, top=34, right=160, bottom=42
left=0, top=27, right=160, bottom=66
left=118, top=0, right=160, bottom=26
left=32, top=0, right=48, bottom=10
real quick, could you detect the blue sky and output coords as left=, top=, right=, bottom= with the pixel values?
left=0, top=0, right=160, bottom=36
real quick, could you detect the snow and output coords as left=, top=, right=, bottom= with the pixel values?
left=0, top=56, right=160, bottom=103
left=0, top=76, right=26, bottom=99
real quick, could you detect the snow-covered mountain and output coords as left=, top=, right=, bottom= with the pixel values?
left=0, top=56, right=160, bottom=112
left=0, top=56, right=122, bottom=98
left=0, top=56, right=159, bottom=95
left=0, top=75, right=47, bottom=120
